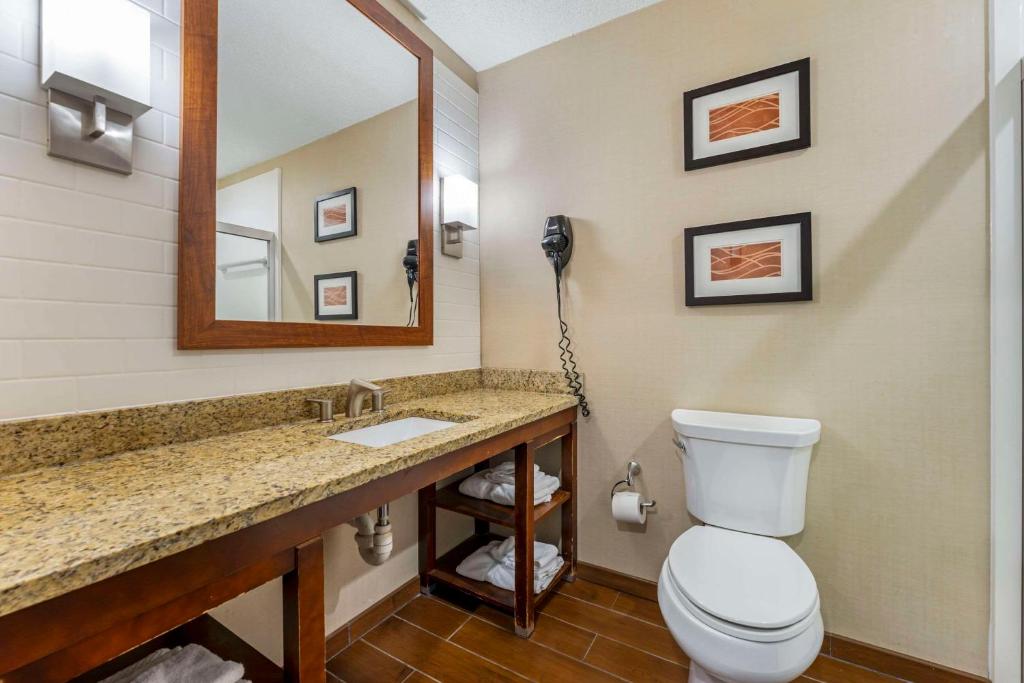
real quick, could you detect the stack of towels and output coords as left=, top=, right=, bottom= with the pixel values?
left=455, top=536, right=564, bottom=594
left=458, top=462, right=560, bottom=506
left=100, top=644, right=248, bottom=683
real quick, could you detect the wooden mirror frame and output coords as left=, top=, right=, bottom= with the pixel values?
left=178, top=0, right=434, bottom=349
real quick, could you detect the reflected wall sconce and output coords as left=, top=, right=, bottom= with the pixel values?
left=439, top=174, right=478, bottom=259
left=40, top=0, right=152, bottom=174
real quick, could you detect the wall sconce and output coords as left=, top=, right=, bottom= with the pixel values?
left=40, top=0, right=152, bottom=175
left=439, top=174, right=478, bottom=259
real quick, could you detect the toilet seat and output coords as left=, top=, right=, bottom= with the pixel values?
left=665, top=526, right=819, bottom=643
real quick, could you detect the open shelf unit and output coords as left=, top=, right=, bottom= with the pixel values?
left=419, top=416, right=579, bottom=637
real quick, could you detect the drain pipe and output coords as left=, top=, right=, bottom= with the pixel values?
left=348, top=504, right=393, bottom=565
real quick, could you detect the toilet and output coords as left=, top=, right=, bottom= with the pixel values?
left=658, top=409, right=823, bottom=683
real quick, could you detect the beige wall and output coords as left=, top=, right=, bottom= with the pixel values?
left=479, top=0, right=989, bottom=674
left=219, top=101, right=418, bottom=326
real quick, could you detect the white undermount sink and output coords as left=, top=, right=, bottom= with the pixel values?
left=328, top=417, right=459, bottom=448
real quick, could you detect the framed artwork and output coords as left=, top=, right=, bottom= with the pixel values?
left=314, top=271, right=358, bottom=320
left=685, top=213, right=811, bottom=306
left=684, top=58, right=810, bottom=170
left=314, top=187, right=357, bottom=242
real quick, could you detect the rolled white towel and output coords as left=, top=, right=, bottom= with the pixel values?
left=100, top=648, right=178, bottom=683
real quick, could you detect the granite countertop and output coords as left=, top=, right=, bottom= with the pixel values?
left=0, top=386, right=576, bottom=618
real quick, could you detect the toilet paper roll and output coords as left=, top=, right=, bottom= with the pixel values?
left=611, top=491, right=646, bottom=524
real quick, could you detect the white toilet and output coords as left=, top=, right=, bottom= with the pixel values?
left=658, top=409, right=823, bottom=683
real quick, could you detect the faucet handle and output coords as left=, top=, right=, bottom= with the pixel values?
left=371, top=388, right=391, bottom=413
left=306, top=398, right=334, bottom=423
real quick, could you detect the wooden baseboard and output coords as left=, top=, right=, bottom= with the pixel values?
left=577, top=562, right=987, bottom=683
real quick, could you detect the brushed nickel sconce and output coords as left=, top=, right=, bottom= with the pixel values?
left=40, top=0, right=153, bottom=175
left=440, top=174, right=478, bottom=259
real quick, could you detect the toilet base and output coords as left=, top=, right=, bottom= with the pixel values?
left=690, top=662, right=728, bottom=683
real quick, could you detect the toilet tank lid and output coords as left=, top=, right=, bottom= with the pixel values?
left=671, top=409, right=821, bottom=448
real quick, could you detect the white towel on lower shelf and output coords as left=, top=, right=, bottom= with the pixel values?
left=455, top=539, right=564, bottom=594
left=458, top=465, right=561, bottom=506
left=101, top=644, right=248, bottom=683
left=490, top=536, right=561, bottom=571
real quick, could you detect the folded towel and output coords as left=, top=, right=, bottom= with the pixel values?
left=489, top=473, right=560, bottom=507
left=455, top=540, right=563, bottom=594
left=131, top=644, right=245, bottom=683
left=100, top=648, right=177, bottom=683
left=483, top=461, right=538, bottom=485
left=458, top=465, right=561, bottom=506
left=490, top=536, right=561, bottom=572
left=454, top=540, right=501, bottom=582
left=488, top=557, right=564, bottom=594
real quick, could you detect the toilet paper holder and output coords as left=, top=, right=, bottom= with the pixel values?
left=610, top=460, right=656, bottom=510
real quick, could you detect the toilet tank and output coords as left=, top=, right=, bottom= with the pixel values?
left=671, top=409, right=821, bottom=537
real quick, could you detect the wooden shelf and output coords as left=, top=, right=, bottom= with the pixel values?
left=434, top=479, right=570, bottom=528
left=426, top=533, right=569, bottom=611
left=72, top=615, right=282, bottom=683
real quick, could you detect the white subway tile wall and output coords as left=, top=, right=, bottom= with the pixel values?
left=0, top=0, right=482, bottom=420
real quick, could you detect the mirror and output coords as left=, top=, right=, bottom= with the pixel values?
left=178, top=0, right=433, bottom=349
left=216, top=0, right=419, bottom=326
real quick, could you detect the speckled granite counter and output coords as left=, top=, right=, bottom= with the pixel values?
left=0, top=370, right=576, bottom=618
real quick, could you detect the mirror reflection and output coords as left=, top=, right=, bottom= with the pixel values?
left=215, top=0, right=420, bottom=326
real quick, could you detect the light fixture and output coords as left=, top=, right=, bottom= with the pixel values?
left=439, top=174, right=478, bottom=259
left=40, top=0, right=152, bottom=174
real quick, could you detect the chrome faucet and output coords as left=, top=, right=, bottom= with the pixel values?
left=347, top=378, right=383, bottom=418
left=306, top=398, right=334, bottom=422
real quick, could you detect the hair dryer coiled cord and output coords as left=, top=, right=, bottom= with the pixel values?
left=554, top=264, right=590, bottom=417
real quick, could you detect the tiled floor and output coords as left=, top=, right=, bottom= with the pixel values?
left=325, top=578, right=902, bottom=683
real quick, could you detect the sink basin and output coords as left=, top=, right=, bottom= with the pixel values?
left=328, top=417, right=459, bottom=447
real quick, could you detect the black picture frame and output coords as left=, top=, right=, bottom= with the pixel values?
left=684, top=58, right=811, bottom=171
left=314, top=270, right=359, bottom=320
left=684, top=212, right=812, bottom=306
left=314, top=187, right=357, bottom=242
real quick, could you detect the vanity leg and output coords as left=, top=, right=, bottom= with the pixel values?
left=561, top=420, right=578, bottom=582
left=473, top=460, right=491, bottom=537
left=282, top=537, right=325, bottom=683
left=418, top=483, right=436, bottom=595
left=514, top=442, right=536, bottom=637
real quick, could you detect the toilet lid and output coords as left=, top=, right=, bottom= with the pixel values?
left=666, top=526, right=818, bottom=629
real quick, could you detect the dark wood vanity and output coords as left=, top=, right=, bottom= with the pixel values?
left=0, top=400, right=577, bottom=682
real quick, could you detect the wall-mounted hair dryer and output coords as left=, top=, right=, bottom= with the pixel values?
left=542, top=216, right=590, bottom=417
left=403, top=239, right=418, bottom=326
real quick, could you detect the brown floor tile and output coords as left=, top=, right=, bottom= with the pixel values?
left=803, top=655, right=902, bottom=683
left=349, top=597, right=398, bottom=641
left=403, top=674, right=438, bottom=683
left=450, top=615, right=620, bottom=682
left=541, top=593, right=687, bottom=666
left=611, top=592, right=666, bottom=627
left=555, top=578, right=619, bottom=608
left=584, top=636, right=689, bottom=682
left=327, top=639, right=412, bottom=683
left=472, top=604, right=596, bottom=660
left=364, top=616, right=527, bottom=683
left=396, top=596, right=470, bottom=639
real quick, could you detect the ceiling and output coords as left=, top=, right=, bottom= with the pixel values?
left=412, top=0, right=664, bottom=71
left=217, top=0, right=418, bottom=178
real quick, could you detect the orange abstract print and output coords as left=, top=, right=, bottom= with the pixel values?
left=323, top=285, right=348, bottom=306
left=323, top=204, right=348, bottom=227
left=710, top=241, right=782, bottom=281
left=708, top=92, right=780, bottom=142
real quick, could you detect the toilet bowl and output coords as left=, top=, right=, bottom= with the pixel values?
left=660, top=409, right=822, bottom=683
